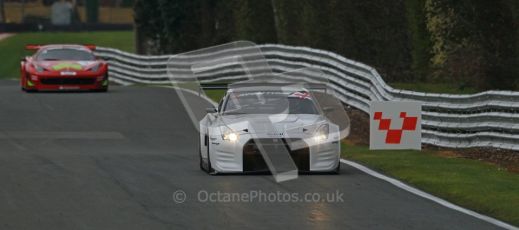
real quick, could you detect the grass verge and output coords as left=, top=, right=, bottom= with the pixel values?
left=204, top=89, right=226, bottom=103
left=341, top=142, right=519, bottom=226
left=0, top=31, right=134, bottom=78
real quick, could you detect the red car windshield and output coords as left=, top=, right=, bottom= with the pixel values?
left=35, top=48, right=95, bottom=61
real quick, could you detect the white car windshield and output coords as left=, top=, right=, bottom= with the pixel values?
left=223, top=91, right=319, bottom=115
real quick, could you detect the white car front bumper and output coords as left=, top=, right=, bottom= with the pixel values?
left=209, top=135, right=340, bottom=173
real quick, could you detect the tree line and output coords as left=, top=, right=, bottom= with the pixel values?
left=134, top=0, right=519, bottom=90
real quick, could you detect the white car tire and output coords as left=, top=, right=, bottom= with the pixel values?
left=199, top=134, right=214, bottom=174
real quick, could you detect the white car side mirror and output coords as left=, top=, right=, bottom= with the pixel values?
left=206, top=107, right=217, bottom=113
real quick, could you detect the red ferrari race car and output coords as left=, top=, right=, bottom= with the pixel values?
left=21, top=44, right=109, bottom=92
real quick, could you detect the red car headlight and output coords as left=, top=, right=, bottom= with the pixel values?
left=89, top=63, right=102, bottom=72
left=31, top=64, right=45, bottom=73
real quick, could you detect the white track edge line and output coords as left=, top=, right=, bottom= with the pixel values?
left=156, top=85, right=218, bottom=107
left=340, top=159, right=518, bottom=230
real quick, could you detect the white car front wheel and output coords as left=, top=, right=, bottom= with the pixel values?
left=199, top=135, right=214, bottom=174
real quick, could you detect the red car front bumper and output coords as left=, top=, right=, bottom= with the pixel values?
left=22, top=73, right=108, bottom=91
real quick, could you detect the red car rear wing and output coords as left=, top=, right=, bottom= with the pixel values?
left=25, top=44, right=42, bottom=50
left=83, top=44, right=96, bottom=50
left=24, top=44, right=96, bottom=51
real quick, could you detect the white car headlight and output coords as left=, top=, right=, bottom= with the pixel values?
left=221, top=126, right=239, bottom=142
left=314, top=124, right=329, bottom=142
left=224, top=132, right=239, bottom=142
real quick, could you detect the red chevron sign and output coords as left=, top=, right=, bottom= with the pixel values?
left=370, top=101, right=421, bottom=150
left=373, top=112, right=418, bottom=144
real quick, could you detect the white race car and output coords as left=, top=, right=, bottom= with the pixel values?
left=199, top=82, right=341, bottom=174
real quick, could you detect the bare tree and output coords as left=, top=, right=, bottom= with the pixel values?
left=20, top=0, right=26, bottom=23
left=271, top=0, right=281, bottom=42
left=0, top=0, right=5, bottom=23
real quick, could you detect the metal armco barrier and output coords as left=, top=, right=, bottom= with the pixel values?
left=94, top=44, right=519, bottom=151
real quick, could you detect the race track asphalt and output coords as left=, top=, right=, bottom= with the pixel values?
left=0, top=80, right=507, bottom=230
